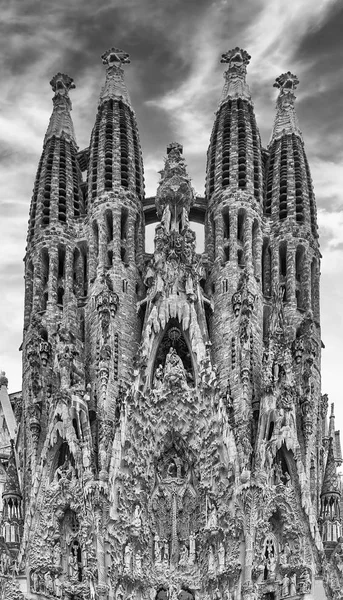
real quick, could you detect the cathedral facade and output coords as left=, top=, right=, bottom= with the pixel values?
left=0, top=46, right=343, bottom=599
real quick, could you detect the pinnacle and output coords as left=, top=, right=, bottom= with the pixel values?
left=3, top=440, right=21, bottom=499
left=321, top=438, right=340, bottom=498
left=219, top=47, right=252, bottom=105
left=269, top=71, right=302, bottom=144
left=99, top=46, right=132, bottom=108
left=44, top=72, right=77, bottom=146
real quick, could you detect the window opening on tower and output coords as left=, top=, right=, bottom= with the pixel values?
left=262, top=239, right=271, bottom=297
left=295, top=245, right=306, bottom=310
left=279, top=242, right=287, bottom=302
left=58, top=138, right=67, bottom=222
left=279, top=136, right=288, bottom=220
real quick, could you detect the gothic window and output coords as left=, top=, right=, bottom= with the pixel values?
left=237, top=99, right=247, bottom=188
left=262, top=238, right=271, bottom=297
left=71, top=146, right=81, bottom=217
left=295, top=245, right=306, bottom=310
left=121, top=208, right=129, bottom=264
left=29, top=154, right=43, bottom=239
left=208, top=110, right=220, bottom=195
left=249, top=104, right=261, bottom=200
left=93, top=221, right=99, bottom=259
left=57, top=287, right=64, bottom=306
left=119, top=100, right=129, bottom=188
left=311, top=258, right=319, bottom=320
left=58, top=246, right=65, bottom=280
left=25, top=261, right=34, bottom=326
left=279, top=242, right=287, bottom=301
left=41, top=248, right=49, bottom=289
left=222, top=208, right=230, bottom=263
left=90, top=106, right=102, bottom=202
left=265, top=142, right=276, bottom=216
left=105, top=209, right=113, bottom=242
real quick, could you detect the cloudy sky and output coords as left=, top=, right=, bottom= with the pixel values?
left=0, top=0, right=342, bottom=430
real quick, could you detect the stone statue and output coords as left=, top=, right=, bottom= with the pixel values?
left=153, top=364, right=164, bottom=389
left=54, top=574, right=62, bottom=598
left=289, top=573, right=296, bottom=596
left=189, top=532, right=196, bottom=565
left=116, top=584, right=125, bottom=600
left=208, top=545, right=216, bottom=574
left=163, top=539, right=169, bottom=565
left=44, top=571, right=54, bottom=594
left=218, top=541, right=225, bottom=571
left=281, top=573, right=290, bottom=597
left=53, top=541, right=62, bottom=568
left=206, top=500, right=218, bottom=531
left=301, top=570, right=311, bottom=593
left=135, top=549, right=142, bottom=575
left=124, top=542, right=133, bottom=571
left=164, top=347, right=188, bottom=389
left=154, top=532, right=162, bottom=564
left=179, top=544, right=189, bottom=566
left=132, top=504, right=142, bottom=530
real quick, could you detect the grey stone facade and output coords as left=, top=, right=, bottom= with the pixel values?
left=0, top=46, right=342, bottom=600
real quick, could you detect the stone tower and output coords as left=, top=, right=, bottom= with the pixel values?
left=0, top=47, right=342, bottom=600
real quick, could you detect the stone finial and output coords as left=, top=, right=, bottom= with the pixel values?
left=219, top=47, right=252, bottom=104
left=99, top=47, right=132, bottom=107
left=50, top=73, right=75, bottom=96
left=44, top=73, right=77, bottom=145
left=167, top=142, right=183, bottom=155
left=269, top=71, right=302, bottom=143
left=101, top=47, right=130, bottom=67
left=273, top=71, right=299, bottom=94
left=221, top=47, right=251, bottom=68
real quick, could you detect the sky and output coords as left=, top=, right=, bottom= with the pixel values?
left=0, top=0, right=342, bottom=431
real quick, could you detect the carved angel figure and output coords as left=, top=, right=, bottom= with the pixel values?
left=179, top=544, right=189, bottom=566
left=132, top=504, right=142, bottom=530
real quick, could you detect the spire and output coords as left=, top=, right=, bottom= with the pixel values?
left=321, top=438, right=340, bottom=498
left=44, top=73, right=77, bottom=145
left=270, top=71, right=302, bottom=143
left=155, top=143, right=194, bottom=232
left=99, top=47, right=132, bottom=108
left=219, top=47, right=251, bottom=105
left=3, top=441, right=21, bottom=500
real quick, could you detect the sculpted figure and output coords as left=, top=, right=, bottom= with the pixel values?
left=54, top=574, right=62, bottom=598
left=132, top=504, right=142, bottom=530
left=301, top=570, right=311, bottom=592
left=53, top=541, right=62, bottom=568
left=124, top=542, right=133, bottom=571
left=281, top=573, right=290, bottom=597
left=179, top=544, right=188, bottom=567
left=208, top=545, right=216, bottom=574
left=163, top=539, right=169, bottom=565
left=206, top=500, right=218, bottom=531
left=218, top=541, right=225, bottom=571
left=153, top=364, right=164, bottom=389
left=32, top=571, right=39, bottom=592
left=135, top=549, right=142, bottom=575
left=290, top=573, right=296, bottom=596
left=189, top=532, right=196, bottom=565
left=164, top=347, right=187, bottom=388
left=154, top=533, right=162, bottom=564
left=116, top=584, right=125, bottom=600
left=44, top=571, right=54, bottom=594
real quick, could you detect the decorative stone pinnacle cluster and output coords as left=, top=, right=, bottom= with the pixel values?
left=101, top=47, right=131, bottom=67
left=49, top=73, right=75, bottom=96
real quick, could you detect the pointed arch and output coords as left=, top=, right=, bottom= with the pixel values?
left=148, top=318, right=197, bottom=388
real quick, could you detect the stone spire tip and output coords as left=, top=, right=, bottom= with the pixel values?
left=98, top=48, right=132, bottom=108
left=273, top=71, right=299, bottom=94
left=50, top=73, right=75, bottom=96
left=101, top=47, right=130, bottom=68
left=221, top=47, right=251, bottom=68
left=219, top=47, right=251, bottom=105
